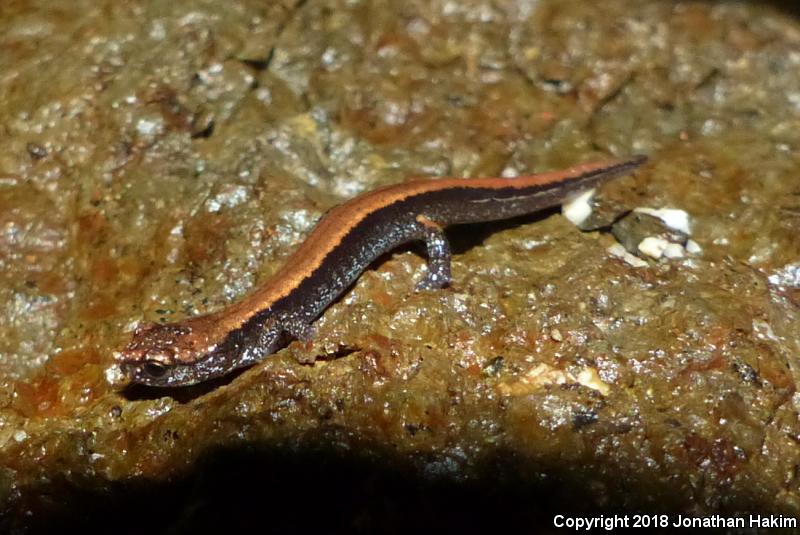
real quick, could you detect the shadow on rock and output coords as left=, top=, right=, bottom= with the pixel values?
left=1, top=428, right=776, bottom=535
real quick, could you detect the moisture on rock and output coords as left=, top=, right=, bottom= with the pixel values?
left=1, top=0, right=799, bottom=530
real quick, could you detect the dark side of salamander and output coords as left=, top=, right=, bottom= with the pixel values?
left=116, top=156, right=646, bottom=387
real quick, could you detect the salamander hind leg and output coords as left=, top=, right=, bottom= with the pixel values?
left=414, top=215, right=452, bottom=291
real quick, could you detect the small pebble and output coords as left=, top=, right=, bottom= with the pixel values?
left=638, top=236, right=670, bottom=259
left=663, top=243, right=685, bottom=259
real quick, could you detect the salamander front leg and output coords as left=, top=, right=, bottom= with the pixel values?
left=415, top=215, right=452, bottom=290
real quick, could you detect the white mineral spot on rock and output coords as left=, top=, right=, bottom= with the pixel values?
left=607, top=243, right=648, bottom=268
left=768, top=263, right=800, bottom=288
left=500, top=165, right=519, bottom=178
left=634, top=207, right=692, bottom=234
left=576, top=367, right=611, bottom=396
left=496, top=363, right=569, bottom=396
left=550, top=328, right=563, bottom=342
left=562, top=188, right=595, bottom=226
left=135, top=117, right=163, bottom=136
left=685, top=239, right=703, bottom=254
left=104, top=363, right=125, bottom=386
left=149, top=20, right=166, bottom=40
left=255, top=87, right=272, bottom=104
left=752, top=319, right=779, bottom=342
left=206, top=184, right=250, bottom=213
left=145, top=400, right=174, bottom=419
left=13, top=430, right=27, bottom=442
left=497, top=364, right=610, bottom=397
left=525, top=363, right=570, bottom=386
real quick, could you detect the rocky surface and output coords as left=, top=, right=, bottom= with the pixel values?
left=1, top=0, right=799, bottom=532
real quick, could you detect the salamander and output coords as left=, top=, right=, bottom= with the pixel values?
left=116, top=155, right=646, bottom=387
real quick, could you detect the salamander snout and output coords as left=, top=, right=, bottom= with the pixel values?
left=115, top=322, right=215, bottom=387
left=110, top=315, right=291, bottom=388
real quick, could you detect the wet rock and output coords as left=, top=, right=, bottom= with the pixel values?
left=1, top=0, right=800, bottom=530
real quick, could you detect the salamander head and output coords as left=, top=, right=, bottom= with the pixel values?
left=115, top=318, right=283, bottom=387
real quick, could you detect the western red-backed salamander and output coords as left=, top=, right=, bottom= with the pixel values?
left=116, top=156, right=646, bottom=387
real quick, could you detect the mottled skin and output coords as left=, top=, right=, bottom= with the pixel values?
left=117, top=156, right=646, bottom=387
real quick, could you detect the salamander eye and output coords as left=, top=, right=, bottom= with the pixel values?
left=142, top=360, right=169, bottom=378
